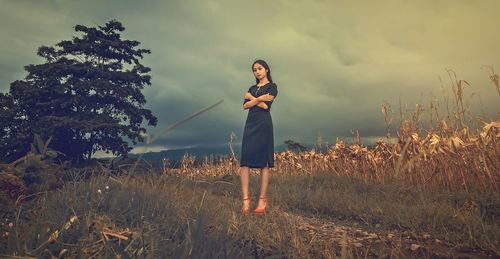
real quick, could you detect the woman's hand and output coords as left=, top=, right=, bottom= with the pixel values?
left=258, top=93, right=274, bottom=102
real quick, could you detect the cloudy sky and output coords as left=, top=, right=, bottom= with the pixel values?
left=1, top=0, right=499, bottom=154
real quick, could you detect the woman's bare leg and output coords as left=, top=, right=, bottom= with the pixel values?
left=257, top=165, right=270, bottom=208
left=240, top=166, right=250, bottom=209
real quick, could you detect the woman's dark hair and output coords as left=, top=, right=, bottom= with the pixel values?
left=252, top=59, right=273, bottom=84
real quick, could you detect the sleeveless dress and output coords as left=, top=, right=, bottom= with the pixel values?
left=240, top=82, right=278, bottom=168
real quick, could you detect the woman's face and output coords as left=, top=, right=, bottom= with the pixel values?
left=253, top=63, right=268, bottom=81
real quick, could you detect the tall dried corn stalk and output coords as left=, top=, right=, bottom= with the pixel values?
left=483, top=65, right=500, bottom=97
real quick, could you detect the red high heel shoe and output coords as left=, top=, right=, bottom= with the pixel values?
left=241, top=197, right=251, bottom=214
left=253, top=197, right=267, bottom=215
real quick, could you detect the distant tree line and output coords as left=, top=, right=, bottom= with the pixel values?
left=0, top=20, right=157, bottom=163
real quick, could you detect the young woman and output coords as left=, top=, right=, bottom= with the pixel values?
left=240, top=59, right=278, bottom=215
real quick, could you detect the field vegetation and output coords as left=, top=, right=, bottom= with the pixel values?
left=0, top=69, right=499, bottom=258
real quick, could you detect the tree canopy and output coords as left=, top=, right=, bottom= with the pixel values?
left=0, top=20, right=157, bottom=163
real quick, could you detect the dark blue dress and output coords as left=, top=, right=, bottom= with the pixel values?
left=240, top=82, right=278, bottom=168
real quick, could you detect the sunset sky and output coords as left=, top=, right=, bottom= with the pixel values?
left=1, top=0, right=499, bottom=154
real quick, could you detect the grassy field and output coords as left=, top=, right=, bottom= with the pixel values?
left=0, top=166, right=498, bottom=258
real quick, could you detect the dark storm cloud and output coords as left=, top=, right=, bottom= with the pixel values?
left=1, top=0, right=499, bottom=156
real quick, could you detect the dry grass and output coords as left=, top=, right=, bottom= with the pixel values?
left=0, top=171, right=498, bottom=258
left=164, top=119, right=499, bottom=194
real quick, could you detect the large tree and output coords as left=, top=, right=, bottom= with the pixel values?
left=0, top=20, right=157, bottom=162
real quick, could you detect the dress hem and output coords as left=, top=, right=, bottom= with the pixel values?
left=240, top=165, right=275, bottom=169
left=240, top=160, right=274, bottom=169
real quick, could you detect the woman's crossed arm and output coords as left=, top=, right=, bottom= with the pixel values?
left=243, top=93, right=274, bottom=110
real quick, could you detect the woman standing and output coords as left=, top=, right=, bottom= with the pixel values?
left=240, top=59, right=278, bottom=215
